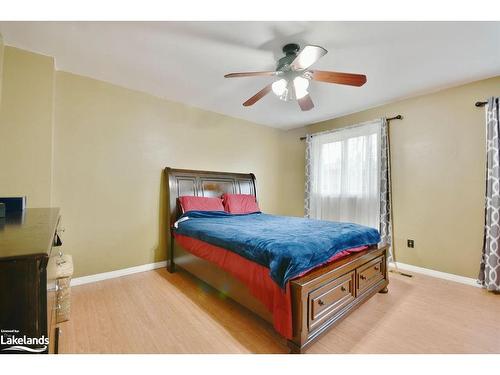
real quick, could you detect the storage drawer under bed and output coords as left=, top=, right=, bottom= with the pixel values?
left=308, top=271, right=356, bottom=331
left=356, top=255, right=385, bottom=296
left=294, top=247, right=388, bottom=353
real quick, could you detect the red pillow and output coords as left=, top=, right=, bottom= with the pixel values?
left=222, top=194, right=260, bottom=214
left=178, top=196, right=224, bottom=213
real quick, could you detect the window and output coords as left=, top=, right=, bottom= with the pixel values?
left=309, top=120, right=381, bottom=229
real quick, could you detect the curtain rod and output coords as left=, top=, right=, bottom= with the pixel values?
left=299, top=115, right=403, bottom=141
left=475, top=101, right=488, bottom=107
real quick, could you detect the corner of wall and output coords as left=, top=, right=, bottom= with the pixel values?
left=278, top=127, right=308, bottom=217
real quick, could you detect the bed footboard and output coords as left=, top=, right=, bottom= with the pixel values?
left=288, top=245, right=389, bottom=353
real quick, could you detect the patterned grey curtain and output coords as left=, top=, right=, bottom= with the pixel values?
left=379, top=118, right=393, bottom=262
left=479, top=97, right=500, bottom=292
left=304, top=134, right=312, bottom=218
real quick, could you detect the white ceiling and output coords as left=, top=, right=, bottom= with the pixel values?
left=1, top=21, right=499, bottom=129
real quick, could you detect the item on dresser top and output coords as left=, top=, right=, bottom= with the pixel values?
left=0, top=196, right=27, bottom=212
left=55, top=254, right=73, bottom=323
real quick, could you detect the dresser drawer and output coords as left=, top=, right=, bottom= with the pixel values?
left=356, top=255, right=385, bottom=295
left=308, top=271, right=355, bottom=331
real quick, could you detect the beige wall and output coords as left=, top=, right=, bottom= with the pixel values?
left=53, top=71, right=294, bottom=277
left=0, top=47, right=55, bottom=207
left=279, top=127, right=308, bottom=217
left=294, top=77, right=500, bottom=278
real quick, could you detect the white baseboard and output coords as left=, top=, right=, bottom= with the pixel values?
left=71, top=260, right=167, bottom=286
left=389, top=261, right=481, bottom=288
left=69, top=259, right=480, bottom=289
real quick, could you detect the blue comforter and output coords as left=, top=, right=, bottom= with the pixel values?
left=173, top=211, right=381, bottom=288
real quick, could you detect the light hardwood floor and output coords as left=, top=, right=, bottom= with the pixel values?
left=59, top=268, right=500, bottom=354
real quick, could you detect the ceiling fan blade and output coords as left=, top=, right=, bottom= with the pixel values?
left=312, top=71, right=367, bottom=87
left=298, top=94, right=314, bottom=111
left=290, top=45, right=327, bottom=71
left=243, top=84, right=273, bottom=107
left=224, top=71, right=277, bottom=78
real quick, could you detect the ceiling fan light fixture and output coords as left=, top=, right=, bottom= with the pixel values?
left=293, top=76, right=310, bottom=100
left=272, top=78, right=287, bottom=96
left=272, top=78, right=291, bottom=101
left=224, top=43, right=367, bottom=111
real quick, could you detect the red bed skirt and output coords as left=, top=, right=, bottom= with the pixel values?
left=173, top=233, right=367, bottom=339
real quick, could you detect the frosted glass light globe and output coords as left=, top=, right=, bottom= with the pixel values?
left=271, top=79, right=287, bottom=96
left=293, top=76, right=310, bottom=99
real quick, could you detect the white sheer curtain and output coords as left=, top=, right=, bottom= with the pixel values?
left=309, top=120, right=382, bottom=229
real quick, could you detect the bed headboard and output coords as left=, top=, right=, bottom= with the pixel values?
left=165, top=167, right=257, bottom=226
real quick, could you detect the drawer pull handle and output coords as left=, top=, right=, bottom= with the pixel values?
left=340, top=286, right=346, bottom=292
left=318, top=299, right=325, bottom=306
left=374, top=266, right=379, bottom=271
left=360, top=275, right=367, bottom=280
left=55, top=284, right=65, bottom=292
left=53, top=234, right=63, bottom=247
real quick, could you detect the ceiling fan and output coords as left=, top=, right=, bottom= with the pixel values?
left=224, top=43, right=367, bottom=111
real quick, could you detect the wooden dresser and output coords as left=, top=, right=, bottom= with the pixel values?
left=0, top=208, right=62, bottom=354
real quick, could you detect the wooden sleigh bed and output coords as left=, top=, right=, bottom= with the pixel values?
left=165, top=167, right=389, bottom=353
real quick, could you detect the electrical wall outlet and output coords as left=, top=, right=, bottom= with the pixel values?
left=407, top=239, right=415, bottom=248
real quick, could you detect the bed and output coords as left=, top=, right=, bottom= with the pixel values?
left=165, top=167, right=389, bottom=353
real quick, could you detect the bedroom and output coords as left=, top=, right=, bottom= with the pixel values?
left=0, top=1, right=499, bottom=372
